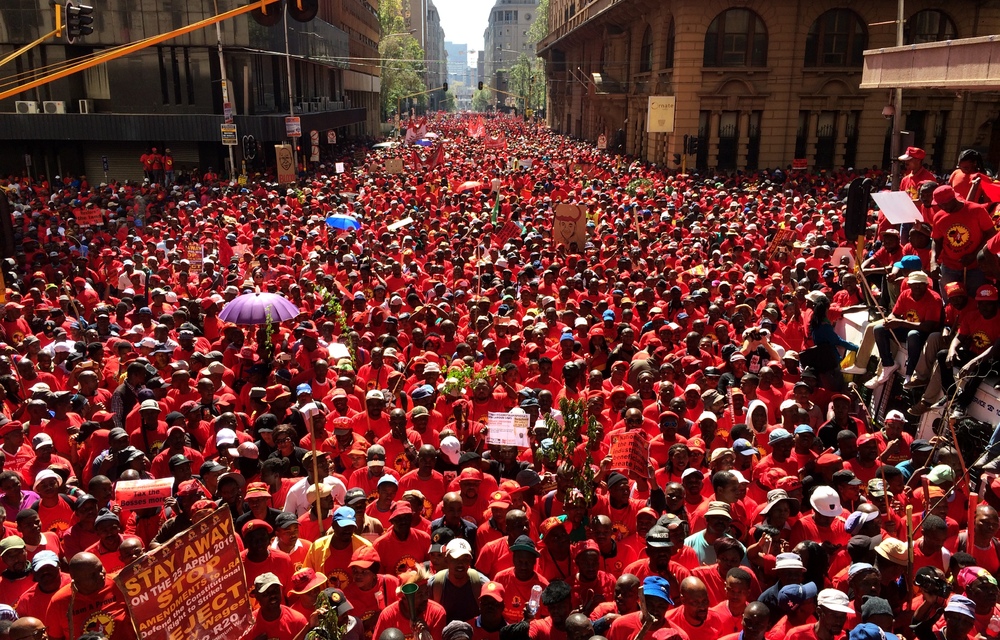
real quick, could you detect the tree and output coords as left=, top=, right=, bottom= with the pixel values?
left=507, top=54, right=545, bottom=112
left=378, top=0, right=427, bottom=119
left=471, top=88, right=492, bottom=112
left=442, top=90, right=457, bottom=112
left=526, top=0, right=548, bottom=45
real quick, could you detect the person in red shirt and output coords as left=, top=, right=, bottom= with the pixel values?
left=719, top=601, right=770, bottom=640
left=246, top=572, right=308, bottom=639
left=494, top=535, right=550, bottom=623
left=866, top=270, right=942, bottom=389
left=373, top=500, right=431, bottom=576
left=789, top=486, right=848, bottom=549
left=14, top=550, right=70, bottom=621
left=607, top=576, right=689, bottom=640
left=45, top=552, right=135, bottom=640
left=371, top=569, right=448, bottom=640
left=570, top=540, right=615, bottom=615
left=665, top=577, right=725, bottom=640
left=899, top=147, right=937, bottom=199
left=241, top=518, right=294, bottom=592
left=785, top=588, right=854, bottom=640
left=0, top=536, right=33, bottom=607
left=467, top=581, right=508, bottom=640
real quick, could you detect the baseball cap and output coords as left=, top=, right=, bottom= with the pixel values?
left=976, top=284, right=999, bottom=301
left=253, top=572, right=282, bottom=594
left=445, top=538, right=473, bottom=559
left=778, top=582, right=819, bottom=612
left=332, top=506, right=357, bottom=527
left=810, top=486, right=843, bottom=517
left=645, top=525, right=673, bottom=548
left=349, top=545, right=381, bottom=570
left=769, top=428, right=792, bottom=445
left=927, top=464, right=956, bottom=485
left=31, top=550, right=60, bottom=571
left=509, top=534, right=539, bottom=556
left=832, top=469, right=862, bottom=486
left=817, top=588, right=855, bottom=614
left=774, top=552, right=805, bottom=572
left=641, top=576, right=672, bottom=604
left=429, top=527, right=455, bottom=553
left=481, top=581, right=505, bottom=603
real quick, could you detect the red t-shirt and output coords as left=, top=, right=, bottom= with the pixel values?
left=892, top=288, right=942, bottom=325
left=608, top=612, right=690, bottom=640
left=958, top=310, right=1000, bottom=355
left=371, top=600, right=448, bottom=640
left=241, top=549, right=295, bottom=597
left=372, top=528, right=431, bottom=575
left=932, top=202, right=995, bottom=269
left=493, top=568, right=549, bottom=624
left=343, top=573, right=400, bottom=632
left=710, top=601, right=743, bottom=636
left=245, top=605, right=308, bottom=640
left=664, top=607, right=725, bottom=640
left=46, top=579, right=135, bottom=640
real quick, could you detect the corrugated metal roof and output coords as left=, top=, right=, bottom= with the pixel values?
left=0, top=109, right=368, bottom=141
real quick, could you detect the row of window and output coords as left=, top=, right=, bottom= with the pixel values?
left=637, top=8, right=957, bottom=71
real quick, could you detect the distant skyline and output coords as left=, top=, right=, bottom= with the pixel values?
left=433, top=0, right=496, bottom=62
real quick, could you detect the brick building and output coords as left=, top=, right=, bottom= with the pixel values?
left=537, top=0, right=1000, bottom=172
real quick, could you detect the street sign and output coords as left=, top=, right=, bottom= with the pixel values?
left=221, top=79, right=231, bottom=104
left=310, top=130, right=319, bottom=145
left=223, top=102, right=233, bottom=123
left=327, top=130, right=337, bottom=144
left=285, top=116, right=302, bottom=138
left=646, top=96, right=676, bottom=133
left=101, top=155, right=109, bottom=171
left=221, top=124, right=238, bottom=146
left=597, top=134, right=607, bottom=150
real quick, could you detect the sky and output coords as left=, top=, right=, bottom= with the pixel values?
left=433, top=0, right=495, bottom=66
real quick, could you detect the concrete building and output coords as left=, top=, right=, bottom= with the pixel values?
left=0, top=0, right=380, bottom=180
left=537, top=0, right=1000, bottom=172
left=484, top=0, right=539, bottom=91
left=446, top=42, right=476, bottom=109
left=405, top=0, right=448, bottom=106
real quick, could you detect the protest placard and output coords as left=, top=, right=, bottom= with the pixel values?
left=385, top=158, right=404, bottom=174
left=494, top=221, right=521, bottom=245
left=609, top=431, right=649, bottom=475
left=186, top=243, right=204, bottom=276
left=554, top=203, right=588, bottom=249
left=115, top=478, right=174, bottom=510
left=486, top=412, right=531, bottom=448
left=387, top=217, right=414, bottom=232
left=765, top=228, right=797, bottom=261
left=116, top=508, right=252, bottom=640
left=871, top=191, right=924, bottom=224
left=76, top=208, right=104, bottom=226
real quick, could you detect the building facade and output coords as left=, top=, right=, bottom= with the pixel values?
left=0, top=0, right=380, bottom=180
left=537, top=0, right=1000, bottom=172
left=446, top=41, right=476, bottom=109
left=425, top=2, right=448, bottom=96
left=484, top=0, right=539, bottom=91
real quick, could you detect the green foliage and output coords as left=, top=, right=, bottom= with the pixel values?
left=441, top=364, right=499, bottom=396
left=316, top=286, right=358, bottom=368
left=471, top=88, right=493, bottom=112
left=303, top=592, right=344, bottom=640
left=526, top=0, right=549, bottom=45
left=379, top=0, right=427, bottom=119
left=544, top=398, right=599, bottom=503
left=507, top=54, right=545, bottom=112
left=625, top=177, right=653, bottom=197
left=442, top=90, right=457, bottom=112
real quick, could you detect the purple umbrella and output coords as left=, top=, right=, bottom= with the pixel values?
left=218, top=292, right=301, bottom=325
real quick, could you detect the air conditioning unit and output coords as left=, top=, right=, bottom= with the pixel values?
left=79, top=99, right=94, bottom=114
left=15, top=101, right=39, bottom=114
left=43, top=101, right=66, bottom=114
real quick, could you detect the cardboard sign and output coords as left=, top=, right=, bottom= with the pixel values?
left=335, top=162, right=345, bottom=174
left=115, top=478, right=174, bottom=510
left=518, top=158, right=533, bottom=170
left=116, top=508, right=252, bottom=640
left=275, top=144, right=296, bottom=184
left=76, top=207, right=104, bottom=226
left=486, top=412, right=531, bottom=448
left=186, top=242, right=204, bottom=276
left=494, top=221, right=521, bottom=245
left=871, top=191, right=924, bottom=224
left=220, top=124, right=237, bottom=146
left=385, top=158, right=404, bottom=174
left=387, top=217, right=414, bottom=232
left=609, top=431, right=649, bottom=474
left=765, top=227, right=797, bottom=261
left=554, top=203, right=588, bottom=249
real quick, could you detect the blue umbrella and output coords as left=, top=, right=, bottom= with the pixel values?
left=326, top=214, right=361, bottom=231
left=415, top=138, right=433, bottom=147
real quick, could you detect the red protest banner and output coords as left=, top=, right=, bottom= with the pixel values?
left=115, top=478, right=173, bottom=510
left=115, top=508, right=252, bottom=640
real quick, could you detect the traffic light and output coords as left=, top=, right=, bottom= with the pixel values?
left=673, top=153, right=682, bottom=166
left=442, top=82, right=448, bottom=92
left=688, top=137, right=700, bottom=155
left=252, top=0, right=284, bottom=26
left=64, top=1, right=94, bottom=44
left=478, top=81, right=484, bottom=91
left=287, top=0, right=318, bottom=22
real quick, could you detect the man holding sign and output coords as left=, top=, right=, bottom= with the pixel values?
left=593, top=436, right=664, bottom=542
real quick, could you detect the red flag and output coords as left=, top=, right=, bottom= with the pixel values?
left=979, top=179, right=1000, bottom=203
left=428, top=143, right=445, bottom=169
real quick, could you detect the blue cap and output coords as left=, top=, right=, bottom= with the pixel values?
left=769, top=428, right=793, bottom=444
left=612, top=289, right=624, bottom=296
left=560, top=332, right=575, bottom=342
left=945, top=594, right=976, bottom=618
left=295, top=383, right=312, bottom=396
left=602, top=310, right=616, bottom=321
left=732, top=439, right=757, bottom=456
left=794, top=424, right=814, bottom=435
left=641, top=576, right=673, bottom=603
left=676, top=312, right=689, bottom=320
left=540, top=438, right=554, bottom=451
left=332, top=506, right=356, bottom=527
left=850, top=624, right=899, bottom=640
left=31, top=550, right=60, bottom=571
left=778, top=582, right=819, bottom=611
left=893, top=254, right=922, bottom=270
left=411, top=384, right=435, bottom=400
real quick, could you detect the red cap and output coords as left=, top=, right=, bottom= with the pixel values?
left=349, top=545, right=381, bottom=569
left=932, top=185, right=957, bottom=205
left=458, top=468, right=483, bottom=483
left=242, top=519, right=273, bottom=536
left=390, top=500, right=413, bottom=520
left=480, top=581, right=506, bottom=603
left=976, top=284, right=999, bottom=302
left=488, top=490, right=512, bottom=509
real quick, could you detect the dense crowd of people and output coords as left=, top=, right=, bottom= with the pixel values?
left=0, top=112, right=998, bottom=640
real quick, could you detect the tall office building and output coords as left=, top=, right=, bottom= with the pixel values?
left=483, top=0, right=538, bottom=91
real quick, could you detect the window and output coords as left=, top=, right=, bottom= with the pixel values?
left=704, top=9, right=767, bottom=67
left=664, top=18, right=675, bottom=68
left=805, top=9, right=867, bottom=67
left=907, top=10, right=957, bottom=44
left=639, top=25, right=653, bottom=73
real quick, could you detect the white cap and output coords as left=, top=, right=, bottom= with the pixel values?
left=445, top=538, right=473, bottom=559
left=810, top=486, right=843, bottom=518
left=817, top=588, right=855, bottom=614
left=440, top=436, right=461, bottom=464
left=774, top=552, right=805, bottom=572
